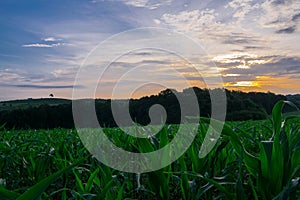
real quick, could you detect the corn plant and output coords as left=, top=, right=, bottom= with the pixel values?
left=0, top=101, right=299, bottom=199
left=202, top=101, right=300, bottom=199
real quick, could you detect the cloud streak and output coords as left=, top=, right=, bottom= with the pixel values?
left=43, top=37, right=62, bottom=42
left=22, top=43, right=65, bottom=48
left=100, top=0, right=173, bottom=9
left=14, top=84, right=78, bottom=89
left=275, top=26, right=296, bottom=34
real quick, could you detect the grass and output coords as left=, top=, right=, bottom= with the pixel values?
left=0, top=101, right=299, bottom=199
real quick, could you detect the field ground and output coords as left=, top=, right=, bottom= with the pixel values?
left=0, top=101, right=299, bottom=199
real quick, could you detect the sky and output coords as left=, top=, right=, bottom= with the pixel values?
left=0, top=0, right=300, bottom=100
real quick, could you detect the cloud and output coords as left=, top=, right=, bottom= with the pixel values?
left=52, top=67, right=79, bottom=78
left=23, top=36, right=66, bottom=48
left=271, top=0, right=285, bottom=6
left=243, top=46, right=266, bottom=50
left=292, top=13, right=300, bottom=21
left=22, top=43, right=65, bottom=48
left=260, top=0, right=300, bottom=31
left=0, top=67, right=81, bottom=90
left=275, top=25, right=296, bottom=33
left=161, top=9, right=219, bottom=34
left=226, top=0, right=261, bottom=22
left=159, top=8, right=264, bottom=50
left=108, top=59, right=170, bottom=69
left=0, top=83, right=83, bottom=89
left=122, top=0, right=149, bottom=7
left=94, top=0, right=173, bottom=9
left=22, top=43, right=54, bottom=48
left=218, top=54, right=300, bottom=78
left=252, top=56, right=300, bottom=76
left=222, top=33, right=260, bottom=44
left=0, top=67, right=77, bottom=87
left=0, top=69, right=24, bottom=82
left=14, top=84, right=79, bottom=89
left=43, top=37, right=62, bottom=42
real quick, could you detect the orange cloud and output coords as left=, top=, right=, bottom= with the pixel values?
left=224, top=75, right=300, bottom=94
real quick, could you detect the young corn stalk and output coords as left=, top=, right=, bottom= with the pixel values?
left=206, top=101, right=300, bottom=199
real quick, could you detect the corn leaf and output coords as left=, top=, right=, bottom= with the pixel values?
left=16, top=158, right=85, bottom=200
left=0, top=187, right=20, bottom=200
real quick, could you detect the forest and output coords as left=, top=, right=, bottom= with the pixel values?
left=0, top=87, right=297, bottom=129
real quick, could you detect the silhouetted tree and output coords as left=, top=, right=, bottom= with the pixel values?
left=0, top=87, right=289, bottom=129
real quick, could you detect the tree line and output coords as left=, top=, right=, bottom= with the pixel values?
left=0, top=87, right=292, bottom=129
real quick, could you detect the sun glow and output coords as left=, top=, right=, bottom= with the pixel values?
left=235, top=81, right=259, bottom=87
left=212, top=53, right=255, bottom=63
left=223, top=73, right=240, bottom=77
left=225, top=81, right=260, bottom=87
left=213, top=53, right=273, bottom=71
left=236, top=64, right=250, bottom=69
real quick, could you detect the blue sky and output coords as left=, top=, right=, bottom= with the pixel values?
left=1, top=0, right=300, bottom=100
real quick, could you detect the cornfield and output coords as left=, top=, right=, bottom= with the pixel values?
left=0, top=101, right=299, bottom=199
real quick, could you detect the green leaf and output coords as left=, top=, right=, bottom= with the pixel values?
left=178, top=156, right=190, bottom=200
left=260, top=141, right=273, bottom=179
left=73, top=171, right=84, bottom=193
left=200, top=117, right=261, bottom=177
left=181, top=171, right=235, bottom=199
left=116, top=183, right=125, bottom=200
left=236, top=151, right=246, bottom=200
left=85, top=168, right=99, bottom=193
left=248, top=177, right=258, bottom=200
left=137, top=138, right=155, bottom=153
left=0, top=123, right=6, bottom=130
left=148, top=170, right=169, bottom=199
left=17, top=158, right=85, bottom=200
left=96, top=179, right=114, bottom=199
left=159, top=126, right=169, bottom=149
left=243, top=151, right=260, bottom=178
left=0, top=187, right=20, bottom=200
left=272, top=100, right=298, bottom=142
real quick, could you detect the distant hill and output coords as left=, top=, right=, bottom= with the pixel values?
left=0, top=87, right=297, bottom=129
left=0, top=98, right=71, bottom=112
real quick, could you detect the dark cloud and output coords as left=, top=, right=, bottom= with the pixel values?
left=244, top=46, right=266, bottom=50
left=185, top=76, right=205, bottom=81
left=250, top=56, right=300, bottom=76
left=14, top=84, right=81, bottom=89
left=139, top=60, right=171, bottom=65
left=214, top=61, right=241, bottom=68
left=222, top=74, right=256, bottom=83
left=109, top=59, right=171, bottom=69
left=271, top=0, right=285, bottom=6
left=175, top=67, right=199, bottom=73
left=276, top=26, right=296, bottom=34
left=230, top=49, right=246, bottom=53
left=222, top=67, right=254, bottom=75
left=216, top=55, right=276, bottom=66
left=222, top=33, right=260, bottom=44
left=109, top=61, right=134, bottom=69
left=223, top=38, right=256, bottom=44
left=131, top=52, right=153, bottom=56
left=292, top=13, right=300, bottom=21
left=230, top=46, right=266, bottom=53
left=219, top=55, right=300, bottom=78
left=289, top=74, right=300, bottom=79
left=267, top=57, right=300, bottom=75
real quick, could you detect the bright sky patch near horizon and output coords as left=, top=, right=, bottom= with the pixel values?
left=0, top=0, right=300, bottom=100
